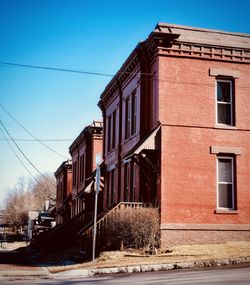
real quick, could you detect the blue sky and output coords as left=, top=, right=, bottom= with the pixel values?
left=0, top=0, right=250, bottom=209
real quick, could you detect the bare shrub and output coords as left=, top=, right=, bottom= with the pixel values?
left=103, top=207, right=160, bottom=253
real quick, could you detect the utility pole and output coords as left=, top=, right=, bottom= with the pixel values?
left=92, top=153, right=101, bottom=262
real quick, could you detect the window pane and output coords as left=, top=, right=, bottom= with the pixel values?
left=131, top=92, right=136, bottom=135
left=107, top=116, right=111, bottom=152
left=217, top=103, right=231, bottom=125
left=124, top=163, right=129, bottom=202
left=218, top=158, right=232, bottom=182
left=112, top=111, right=116, bottom=148
left=125, top=98, right=131, bottom=139
left=217, top=81, right=231, bottom=102
left=218, top=184, right=233, bottom=208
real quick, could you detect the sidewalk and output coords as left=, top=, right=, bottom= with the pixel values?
left=0, top=243, right=50, bottom=280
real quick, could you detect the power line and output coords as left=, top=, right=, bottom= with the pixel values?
left=0, top=61, right=115, bottom=77
left=0, top=120, right=56, bottom=186
left=0, top=138, right=72, bottom=142
left=0, top=103, right=70, bottom=160
left=0, top=125, right=42, bottom=186
left=0, top=61, right=154, bottom=77
left=1, top=61, right=250, bottom=89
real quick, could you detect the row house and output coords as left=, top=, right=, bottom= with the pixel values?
left=98, top=23, right=250, bottom=246
left=69, top=121, right=103, bottom=226
left=54, top=160, right=72, bottom=225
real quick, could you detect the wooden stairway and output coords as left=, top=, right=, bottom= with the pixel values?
left=78, top=202, right=143, bottom=255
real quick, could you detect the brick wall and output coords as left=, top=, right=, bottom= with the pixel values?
left=159, top=55, right=250, bottom=245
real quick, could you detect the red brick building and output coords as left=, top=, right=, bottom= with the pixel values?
left=69, top=121, right=103, bottom=225
left=98, top=23, right=250, bottom=246
left=54, top=160, right=72, bottom=225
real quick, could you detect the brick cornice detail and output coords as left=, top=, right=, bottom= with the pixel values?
left=158, top=42, right=250, bottom=63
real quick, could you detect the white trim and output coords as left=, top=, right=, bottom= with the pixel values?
left=84, top=181, right=94, bottom=193
left=209, top=68, right=240, bottom=78
left=216, top=156, right=235, bottom=210
left=134, top=125, right=161, bottom=155
left=215, top=79, right=233, bottom=126
left=211, top=146, right=242, bottom=155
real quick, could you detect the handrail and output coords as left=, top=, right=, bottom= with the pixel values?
left=80, top=202, right=143, bottom=237
left=76, top=202, right=117, bottom=235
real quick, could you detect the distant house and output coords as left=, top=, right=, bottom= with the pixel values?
left=69, top=121, right=103, bottom=227
left=98, top=23, right=250, bottom=246
left=54, top=160, right=72, bottom=225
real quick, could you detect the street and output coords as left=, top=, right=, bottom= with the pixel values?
left=0, top=267, right=249, bottom=285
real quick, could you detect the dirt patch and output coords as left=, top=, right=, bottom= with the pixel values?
left=45, top=241, right=250, bottom=273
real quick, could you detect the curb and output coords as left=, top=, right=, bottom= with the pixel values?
left=53, top=256, right=250, bottom=278
left=0, top=270, right=50, bottom=279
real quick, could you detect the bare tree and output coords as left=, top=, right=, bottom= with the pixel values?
left=5, top=177, right=33, bottom=228
left=4, top=173, right=56, bottom=229
left=29, top=172, right=56, bottom=209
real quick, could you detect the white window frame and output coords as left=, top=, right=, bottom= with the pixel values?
left=216, top=79, right=233, bottom=126
left=216, top=156, right=235, bottom=210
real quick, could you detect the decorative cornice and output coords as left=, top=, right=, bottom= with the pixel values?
left=98, top=24, right=250, bottom=110
left=54, top=160, right=72, bottom=178
left=98, top=53, right=141, bottom=110
left=99, top=32, right=180, bottom=109
left=69, top=122, right=103, bottom=154
left=158, top=42, right=250, bottom=63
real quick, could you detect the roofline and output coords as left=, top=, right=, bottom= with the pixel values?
left=156, top=23, right=250, bottom=38
left=69, top=120, right=103, bottom=154
left=98, top=22, right=250, bottom=109
left=99, top=42, right=141, bottom=102
left=54, top=160, right=72, bottom=178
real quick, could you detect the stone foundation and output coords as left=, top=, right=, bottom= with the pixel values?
left=160, top=224, right=250, bottom=248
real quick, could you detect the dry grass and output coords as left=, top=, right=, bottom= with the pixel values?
left=46, top=241, right=250, bottom=273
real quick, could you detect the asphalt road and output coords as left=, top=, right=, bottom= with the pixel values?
left=1, top=267, right=250, bottom=285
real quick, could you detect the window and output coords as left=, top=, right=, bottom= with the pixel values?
left=125, top=90, right=137, bottom=140
left=110, top=169, right=115, bottom=205
left=112, top=110, right=116, bottom=149
left=125, top=97, right=131, bottom=140
left=130, top=162, right=136, bottom=202
left=107, top=115, right=112, bottom=152
left=107, top=170, right=115, bottom=207
left=79, top=154, right=85, bottom=183
left=72, top=161, right=77, bottom=186
left=131, top=92, right=137, bottom=135
left=124, top=163, right=130, bottom=202
left=217, top=156, right=235, bottom=209
left=216, top=79, right=233, bottom=125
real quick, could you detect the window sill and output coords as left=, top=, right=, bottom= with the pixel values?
left=214, top=124, right=237, bottom=130
left=214, top=209, right=238, bottom=214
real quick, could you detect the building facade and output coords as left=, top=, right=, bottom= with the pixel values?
left=69, top=121, right=103, bottom=225
left=99, top=23, right=250, bottom=246
left=54, top=160, right=72, bottom=225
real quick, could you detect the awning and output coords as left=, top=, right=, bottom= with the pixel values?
left=84, top=181, right=94, bottom=193
left=123, top=125, right=161, bottom=161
